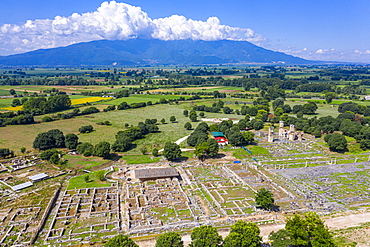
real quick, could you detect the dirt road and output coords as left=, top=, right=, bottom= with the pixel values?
left=136, top=211, right=370, bottom=246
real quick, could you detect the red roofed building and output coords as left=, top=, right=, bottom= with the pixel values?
left=214, top=136, right=228, bottom=145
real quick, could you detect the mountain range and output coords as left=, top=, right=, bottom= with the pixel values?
left=0, top=39, right=313, bottom=66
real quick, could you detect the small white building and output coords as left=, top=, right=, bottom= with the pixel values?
left=28, top=173, right=49, bottom=182
left=11, top=182, right=33, bottom=191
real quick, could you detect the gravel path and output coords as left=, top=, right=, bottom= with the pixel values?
left=136, top=211, right=370, bottom=246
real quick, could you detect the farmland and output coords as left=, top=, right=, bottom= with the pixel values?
left=0, top=65, right=370, bottom=246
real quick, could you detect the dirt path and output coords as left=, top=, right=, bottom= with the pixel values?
left=324, top=211, right=370, bottom=230
left=136, top=211, right=370, bottom=246
left=158, top=135, right=190, bottom=152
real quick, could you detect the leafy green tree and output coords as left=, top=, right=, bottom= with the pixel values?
left=360, top=139, right=370, bottom=150
left=265, top=87, right=286, bottom=100
left=183, top=110, right=189, bottom=117
left=195, top=142, right=209, bottom=161
left=93, top=141, right=111, bottom=158
left=84, top=175, right=90, bottom=183
left=255, top=109, right=269, bottom=122
left=170, top=116, right=176, bottom=122
left=297, top=111, right=304, bottom=118
left=48, top=129, right=66, bottom=148
left=161, top=118, right=166, bottom=124
left=272, top=98, right=284, bottom=110
left=105, top=234, right=138, bottom=247
left=216, top=100, right=224, bottom=108
left=325, top=133, right=347, bottom=152
left=41, top=116, right=53, bottom=122
left=255, top=188, right=274, bottom=210
left=147, top=124, right=159, bottom=133
left=140, top=146, right=147, bottom=155
left=23, top=95, right=71, bottom=114
left=11, top=98, right=21, bottom=106
left=112, top=134, right=132, bottom=152
left=20, top=147, right=26, bottom=154
left=76, top=142, right=94, bottom=156
left=302, top=102, right=318, bottom=115
left=284, top=212, right=336, bottom=247
left=269, top=229, right=293, bottom=247
left=9, top=89, right=16, bottom=95
left=207, top=138, right=219, bottom=157
left=163, top=142, right=182, bottom=160
left=152, top=148, right=159, bottom=157
left=248, top=106, right=259, bottom=116
left=325, top=92, right=337, bottom=104
left=0, top=148, right=14, bottom=159
left=49, top=153, right=60, bottom=165
left=97, top=170, right=106, bottom=181
left=65, top=133, right=79, bottom=150
left=274, top=107, right=284, bottom=116
left=40, top=149, right=58, bottom=160
left=227, top=130, right=245, bottom=146
left=223, top=221, right=262, bottom=247
left=104, top=105, right=116, bottom=112
left=195, top=122, right=209, bottom=132
left=81, top=106, right=99, bottom=115
left=223, top=106, right=233, bottom=114
left=189, top=225, right=223, bottom=247
left=115, top=90, right=130, bottom=98
left=187, top=131, right=208, bottom=147
left=189, top=112, right=198, bottom=122
left=209, top=124, right=219, bottom=132
left=293, top=105, right=303, bottom=114
left=252, top=120, right=264, bottom=130
left=155, top=232, right=184, bottom=247
left=79, top=125, right=94, bottom=133
left=33, top=129, right=65, bottom=150
left=282, top=104, right=292, bottom=113
left=184, top=122, right=192, bottom=130
left=242, top=131, right=255, bottom=144
left=313, top=128, right=322, bottom=138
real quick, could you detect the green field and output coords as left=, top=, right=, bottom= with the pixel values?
left=105, top=94, right=193, bottom=105
left=67, top=170, right=111, bottom=189
left=0, top=99, right=246, bottom=153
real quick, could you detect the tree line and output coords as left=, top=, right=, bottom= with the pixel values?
left=105, top=212, right=336, bottom=247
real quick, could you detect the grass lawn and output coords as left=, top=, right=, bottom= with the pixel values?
left=1, top=99, right=243, bottom=152
left=0, top=85, right=124, bottom=94
left=148, top=86, right=244, bottom=93
left=64, top=154, right=107, bottom=170
left=121, top=154, right=161, bottom=164
left=232, top=146, right=270, bottom=159
left=105, top=94, right=192, bottom=105
left=0, top=97, right=14, bottom=109
left=67, top=170, right=111, bottom=189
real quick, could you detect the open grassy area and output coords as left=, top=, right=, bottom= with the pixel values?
left=0, top=99, right=245, bottom=153
left=147, top=86, right=244, bottom=93
left=232, top=145, right=270, bottom=159
left=67, top=170, right=111, bottom=189
left=105, top=94, right=192, bottom=105
left=64, top=154, right=107, bottom=170
left=121, top=154, right=161, bottom=164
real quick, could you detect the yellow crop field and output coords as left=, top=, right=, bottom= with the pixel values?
left=71, top=97, right=111, bottom=105
left=1, top=106, right=23, bottom=111
left=1, top=97, right=110, bottom=111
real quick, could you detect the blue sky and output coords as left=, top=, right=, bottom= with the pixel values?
left=0, top=0, right=369, bottom=62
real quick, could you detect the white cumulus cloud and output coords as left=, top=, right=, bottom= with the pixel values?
left=0, top=1, right=264, bottom=55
